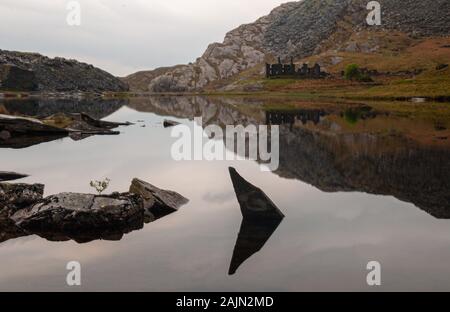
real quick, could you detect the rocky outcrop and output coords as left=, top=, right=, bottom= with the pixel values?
left=0, top=179, right=188, bottom=244
left=130, top=178, right=188, bottom=222
left=0, top=50, right=129, bottom=92
left=12, top=192, right=145, bottom=239
left=124, top=0, right=450, bottom=92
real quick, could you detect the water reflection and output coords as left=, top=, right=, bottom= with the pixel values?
left=1, top=95, right=450, bottom=291
left=0, top=99, right=130, bottom=149
left=127, top=96, right=450, bottom=219
left=228, top=168, right=284, bottom=275
left=1, top=98, right=126, bottom=119
left=0, top=193, right=179, bottom=245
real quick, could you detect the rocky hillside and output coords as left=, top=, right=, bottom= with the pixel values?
left=124, top=0, right=450, bottom=92
left=0, top=50, right=128, bottom=92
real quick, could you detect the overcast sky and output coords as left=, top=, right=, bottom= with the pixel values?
left=0, top=0, right=288, bottom=76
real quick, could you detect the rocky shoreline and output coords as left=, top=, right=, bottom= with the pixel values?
left=0, top=112, right=133, bottom=149
left=0, top=179, right=188, bottom=244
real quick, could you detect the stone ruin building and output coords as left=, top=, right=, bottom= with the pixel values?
left=266, top=57, right=327, bottom=79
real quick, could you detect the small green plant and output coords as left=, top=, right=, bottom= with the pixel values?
left=344, top=64, right=373, bottom=82
left=89, top=178, right=111, bottom=195
left=344, top=64, right=361, bottom=80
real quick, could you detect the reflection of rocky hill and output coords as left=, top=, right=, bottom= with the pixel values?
left=130, top=96, right=450, bottom=218
left=276, top=126, right=450, bottom=218
left=128, top=96, right=264, bottom=127
left=1, top=98, right=127, bottom=119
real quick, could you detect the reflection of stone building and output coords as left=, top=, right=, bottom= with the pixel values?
left=266, top=57, right=327, bottom=79
left=266, top=109, right=326, bottom=128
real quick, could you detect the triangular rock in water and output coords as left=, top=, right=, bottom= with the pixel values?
left=228, top=167, right=284, bottom=219
left=228, top=167, right=284, bottom=275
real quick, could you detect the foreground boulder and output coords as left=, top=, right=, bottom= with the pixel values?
left=12, top=192, right=144, bottom=233
left=130, top=178, right=189, bottom=222
left=2, top=179, right=188, bottom=244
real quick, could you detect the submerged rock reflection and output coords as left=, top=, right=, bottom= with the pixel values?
left=228, top=168, right=284, bottom=275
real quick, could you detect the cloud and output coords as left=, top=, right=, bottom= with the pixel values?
left=0, top=0, right=287, bottom=76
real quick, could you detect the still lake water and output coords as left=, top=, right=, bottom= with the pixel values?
left=1, top=96, right=450, bottom=291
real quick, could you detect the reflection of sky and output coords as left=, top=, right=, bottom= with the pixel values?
left=1, top=106, right=450, bottom=291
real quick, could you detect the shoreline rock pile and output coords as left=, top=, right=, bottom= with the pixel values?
left=0, top=179, right=188, bottom=244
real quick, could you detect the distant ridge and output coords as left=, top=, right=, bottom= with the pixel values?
left=0, top=50, right=128, bottom=92
left=123, top=0, right=450, bottom=92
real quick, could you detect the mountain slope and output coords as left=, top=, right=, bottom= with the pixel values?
left=0, top=50, right=129, bottom=92
left=124, top=0, right=450, bottom=93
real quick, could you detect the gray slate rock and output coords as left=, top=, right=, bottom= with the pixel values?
left=229, top=167, right=284, bottom=219
left=1, top=179, right=188, bottom=244
left=130, top=178, right=189, bottom=222
left=12, top=192, right=144, bottom=233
